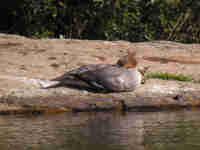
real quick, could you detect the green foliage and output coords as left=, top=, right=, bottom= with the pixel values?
left=148, top=73, right=194, bottom=82
left=2, top=0, right=200, bottom=43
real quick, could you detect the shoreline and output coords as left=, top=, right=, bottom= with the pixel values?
left=0, top=34, right=200, bottom=114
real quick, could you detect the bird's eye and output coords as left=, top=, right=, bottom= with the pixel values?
left=117, top=60, right=124, bottom=67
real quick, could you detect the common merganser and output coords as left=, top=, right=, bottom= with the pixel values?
left=45, top=51, right=142, bottom=92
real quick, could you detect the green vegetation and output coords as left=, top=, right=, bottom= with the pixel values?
left=1, top=0, right=200, bottom=43
left=148, top=73, right=194, bottom=82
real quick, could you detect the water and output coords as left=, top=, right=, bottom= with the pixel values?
left=0, top=109, right=200, bottom=150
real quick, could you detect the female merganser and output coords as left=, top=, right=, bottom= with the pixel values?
left=45, top=51, right=142, bottom=92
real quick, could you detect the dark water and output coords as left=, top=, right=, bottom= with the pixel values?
left=0, top=109, right=200, bottom=150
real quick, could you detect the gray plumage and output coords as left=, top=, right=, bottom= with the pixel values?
left=45, top=51, right=142, bottom=92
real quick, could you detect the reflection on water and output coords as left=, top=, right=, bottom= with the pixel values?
left=0, top=109, right=200, bottom=150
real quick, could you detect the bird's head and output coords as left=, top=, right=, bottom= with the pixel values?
left=117, top=51, right=138, bottom=68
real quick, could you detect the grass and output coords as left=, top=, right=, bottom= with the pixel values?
left=147, top=73, right=194, bottom=82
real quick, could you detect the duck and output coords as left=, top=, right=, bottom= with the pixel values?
left=44, top=51, right=142, bottom=92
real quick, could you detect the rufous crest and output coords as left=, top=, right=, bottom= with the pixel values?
left=117, top=50, right=138, bottom=68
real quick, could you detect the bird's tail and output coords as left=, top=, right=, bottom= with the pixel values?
left=41, top=77, right=94, bottom=90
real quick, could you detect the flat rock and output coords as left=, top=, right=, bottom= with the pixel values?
left=0, top=34, right=200, bottom=114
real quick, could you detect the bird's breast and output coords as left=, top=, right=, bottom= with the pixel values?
left=101, top=69, right=142, bottom=92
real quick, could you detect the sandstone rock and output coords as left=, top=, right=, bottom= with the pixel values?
left=0, top=34, right=200, bottom=114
